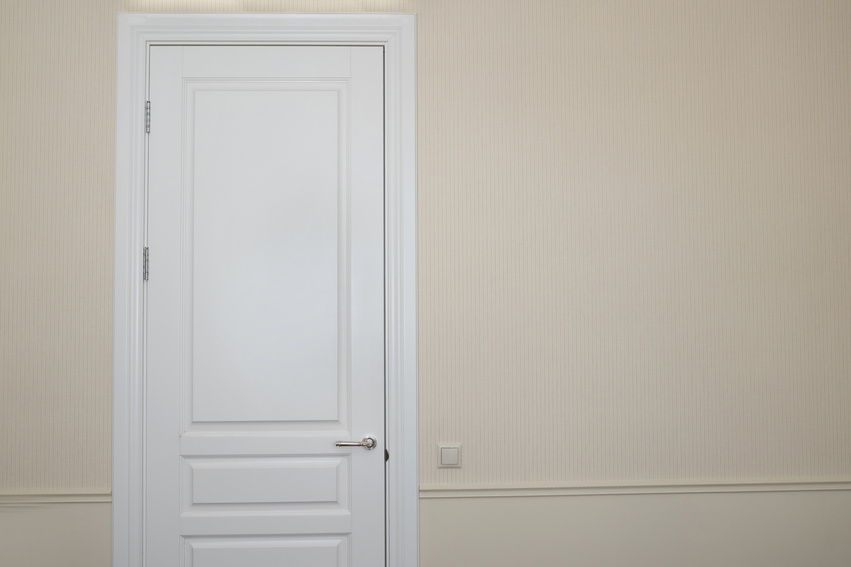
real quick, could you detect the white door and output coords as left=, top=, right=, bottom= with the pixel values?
left=145, top=45, right=385, bottom=567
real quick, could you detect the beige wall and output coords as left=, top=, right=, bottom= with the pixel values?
left=0, top=502, right=111, bottom=566
left=417, top=0, right=851, bottom=487
left=421, top=491, right=851, bottom=567
left=2, top=1, right=851, bottom=565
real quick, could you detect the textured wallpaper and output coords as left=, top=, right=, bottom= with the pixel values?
left=1, top=0, right=849, bottom=494
left=416, top=0, right=851, bottom=487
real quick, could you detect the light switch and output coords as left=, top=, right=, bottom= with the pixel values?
left=438, top=444, right=461, bottom=468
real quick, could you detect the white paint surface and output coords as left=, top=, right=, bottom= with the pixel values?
left=185, top=536, right=346, bottom=567
left=146, top=44, right=384, bottom=566
left=188, top=457, right=343, bottom=505
left=192, top=87, right=342, bottom=424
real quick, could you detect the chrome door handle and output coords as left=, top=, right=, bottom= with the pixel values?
left=335, top=435, right=377, bottom=450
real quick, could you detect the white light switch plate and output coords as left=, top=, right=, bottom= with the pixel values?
left=438, top=444, right=461, bottom=468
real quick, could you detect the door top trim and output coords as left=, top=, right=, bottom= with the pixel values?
left=121, top=13, right=416, bottom=45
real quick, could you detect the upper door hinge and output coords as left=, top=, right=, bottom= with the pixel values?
left=143, top=247, right=149, bottom=281
left=145, top=101, right=151, bottom=134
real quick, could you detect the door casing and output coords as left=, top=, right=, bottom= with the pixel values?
left=113, top=13, right=418, bottom=567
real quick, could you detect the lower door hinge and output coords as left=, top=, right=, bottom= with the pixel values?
left=145, top=101, right=151, bottom=134
left=143, top=247, right=149, bottom=281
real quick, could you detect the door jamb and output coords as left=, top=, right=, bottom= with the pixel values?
left=113, top=13, right=418, bottom=567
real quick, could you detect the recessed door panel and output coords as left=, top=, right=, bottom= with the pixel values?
left=184, top=456, right=348, bottom=507
left=185, top=537, right=347, bottom=567
left=191, top=84, right=347, bottom=426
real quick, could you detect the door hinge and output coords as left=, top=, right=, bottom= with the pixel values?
left=143, top=247, right=149, bottom=281
left=145, top=101, right=151, bottom=134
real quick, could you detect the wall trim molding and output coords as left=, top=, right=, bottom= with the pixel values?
left=419, top=480, right=851, bottom=498
left=0, top=492, right=112, bottom=506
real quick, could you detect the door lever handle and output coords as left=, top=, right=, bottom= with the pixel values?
left=335, top=435, right=377, bottom=450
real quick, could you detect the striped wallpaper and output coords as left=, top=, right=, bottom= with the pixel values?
left=1, top=1, right=849, bottom=494
left=416, top=0, right=851, bottom=487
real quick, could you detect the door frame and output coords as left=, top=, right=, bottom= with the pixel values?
left=113, top=13, right=418, bottom=567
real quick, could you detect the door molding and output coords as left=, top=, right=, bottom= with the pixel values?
left=114, top=14, right=418, bottom=567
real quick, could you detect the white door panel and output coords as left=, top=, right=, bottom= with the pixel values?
left=184, top=537, right=347, bottom=567
left=147, top=45, right=384, bottom=566
left=191, top=84, right=343, bottom=425
left=185, top=457, right=345, bottom=505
